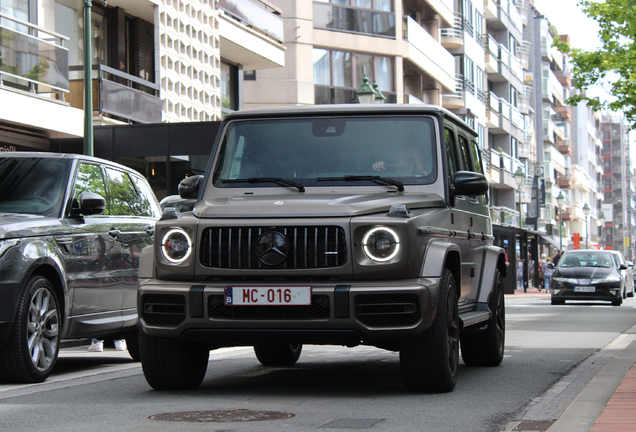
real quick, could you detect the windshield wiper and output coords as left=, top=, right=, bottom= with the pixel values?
left=316, top=175, right=404, bottom=192
left=221, top=177, right=305, bottom=192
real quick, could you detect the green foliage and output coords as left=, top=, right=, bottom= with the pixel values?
left=563, top=0, right=636, bottom=129
left=24, top=59, right=49, bottom=82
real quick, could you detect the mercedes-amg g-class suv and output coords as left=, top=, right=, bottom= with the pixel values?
left=138, top=105, right=507, bottom=392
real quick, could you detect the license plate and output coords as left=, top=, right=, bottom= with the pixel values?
left=574, top=286, right=595, bottom=293
left=225, top=286, right=312, bottom=306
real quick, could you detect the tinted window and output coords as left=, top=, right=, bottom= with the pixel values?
left=131, top=176, right=161, bottom=218
left=0, top=157, right=70, bottom=217
left=458, top=135, right=471, bottom=171
left=470, top=140, right=484, bottom=174
left=104, top=167, right=141, bottom=216
left=444, top=128, right=457, bottom=179
left=74, top=163, right=110, bottom=215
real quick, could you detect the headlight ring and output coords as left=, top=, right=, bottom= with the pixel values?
left=362, top=227, right=400, bottom=262
left=161, top=228, right=192, bottom=264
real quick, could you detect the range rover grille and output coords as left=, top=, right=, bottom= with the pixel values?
left=141, top=294, right=186, bottom=326
left=200, top=226, right=347, bottom=269
left=355, top=294, right=421, bottom=327
left=208, top=294, right=330, bottom=320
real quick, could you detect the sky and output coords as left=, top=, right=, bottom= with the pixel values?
left=531, top=0, right=636, bottom=158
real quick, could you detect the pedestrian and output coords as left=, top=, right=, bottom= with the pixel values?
left=543, top=257, right=555, bottom=293
left=517, top=257, right=524, bottom=289
left=553, top=249, right=563, bottom=266
left=539, top=253, right=547, bottom=289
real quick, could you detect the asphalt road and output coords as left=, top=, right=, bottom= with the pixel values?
left=1, top=294, right=636, bottom=432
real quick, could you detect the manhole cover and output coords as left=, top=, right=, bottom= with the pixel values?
left=149, top=409, right=295, bottom=423
left=513, top=420, right=557, bottom=431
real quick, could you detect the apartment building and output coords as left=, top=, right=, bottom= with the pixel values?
left=600, top=115, right=634, bottom=258
left=0, top=0, right=285, bottom=147
left=242, top=0, right=456, bottom=108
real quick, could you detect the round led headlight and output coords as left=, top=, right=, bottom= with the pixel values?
left=362, top=227, right=400, bottom=262
left=161, top=228, right=192, bottom=264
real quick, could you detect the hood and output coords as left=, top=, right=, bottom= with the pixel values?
left=193, top=192, right=446, bottom=218
left=0, top=213, right=67, bottom=240
left=555, top=266, right=618, bottom=279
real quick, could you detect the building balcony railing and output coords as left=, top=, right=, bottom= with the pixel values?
left=557, top=139, right=572, bottom=156
left=403, top=15, right=454, bottom=88
left=68, top=64, right=161, bottom=124
left=314, top=1, right=395, bottom=38
left=221, top=0, right=284, bottom=42
left=491, top=206, right=520, bottom=227
left=440, top=13, right=463, bottom=49
left=0, top=12, right=69, bottom=94
left=556, top=105, right=572, bottom=122
left=555, top=69, right=572, bottom=88
left=557, top=174, right=573, bottom=189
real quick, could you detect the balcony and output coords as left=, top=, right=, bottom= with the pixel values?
left=403, top=16, right=455, bottom=93
left=441, top=74, right=466, bottom=109
left=441, top=13, right=463, bottom=49
left=557, top=139, right=572, bottom=156
left=562, top=208, right=573, bottom=221
left=556, top=105, right=572, bottom=122
left=557, top=174, right=573, bottom=189
left=221, top=0, right=286, bottom=69
left=556, top=69, right=572, bottom=88
left=68, top=65, right=161, bottom=124
left=491, top=206, right=520, bottom=227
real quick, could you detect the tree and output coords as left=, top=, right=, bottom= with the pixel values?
left=559, top=0, right=636, bottom=129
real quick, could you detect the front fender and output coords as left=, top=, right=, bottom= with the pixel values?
left=138, top=245, right=156, bottom=279
left=421, top=240, right=461, bottom=279
left=477, top=245, right=506, bottom=304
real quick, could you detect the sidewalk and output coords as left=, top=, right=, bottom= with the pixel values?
left=505, top=285, right=636, bottom=432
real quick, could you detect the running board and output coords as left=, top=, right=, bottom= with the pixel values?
left=459, top=310, right=490, bottom=327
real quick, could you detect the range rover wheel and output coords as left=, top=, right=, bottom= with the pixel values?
left=551, top=298, right=564, bottom=305
left=254, top=344, right=302, bottom=366
left=139, top=329, right=209, bottom=390
left=399, top=268, right=459, bottom=392
left=460, top=270, right=505, bottom=367
left=0, top=276, right=60, bottom=383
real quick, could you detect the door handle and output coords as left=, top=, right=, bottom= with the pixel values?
left=108, top=229, right=121, bottom=239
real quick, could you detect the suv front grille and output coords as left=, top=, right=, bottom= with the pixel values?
left=200, top=226, right=347, bottom=269
left=208, top=294, right=330, bottom=319
left=355, top=294, right=421, bottom=327
left=141, top=294, right=186, bottom=326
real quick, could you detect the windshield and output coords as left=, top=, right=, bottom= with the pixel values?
left=212, top=116, right=437, bottom=188
left=0, top=157, right=71, bottom=217
left=557, top=252, right=615, bottom=268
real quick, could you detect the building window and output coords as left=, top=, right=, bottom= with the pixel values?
left=221, top=60, right=239, bottom=113
left=462, top=0, right=474, bottom=37
left=313, top=48, right=395, bottom=104
left=313, top=0, right=395, bottom=37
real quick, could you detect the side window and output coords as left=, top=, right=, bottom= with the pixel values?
left=470, top=140, right=484, bottom=174
left=104, top=167, right=141, bottom=216
left=73, top=163, right=110, bottom=215
left=131, top=176, right=161, bottom=219
left=458, top=135, right=471, bottom=172
left=444, top=128, right=457, bottom=179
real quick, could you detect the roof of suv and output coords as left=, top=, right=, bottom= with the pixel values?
left=223, top=104, right=476, bottom=134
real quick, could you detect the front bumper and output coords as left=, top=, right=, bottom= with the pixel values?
left=138, top=277, right=441, bottom=347
left=550, top=283, right=621, bottom=302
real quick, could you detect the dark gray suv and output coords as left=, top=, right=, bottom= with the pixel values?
left=0, top=153, right=161, bottom=383
left=138, top=105, right=507, bottom=393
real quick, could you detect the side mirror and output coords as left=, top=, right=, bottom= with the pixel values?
left=620, top=263, right=628, bottom=270
left=77, top=192, right=106, bottom=216
left=453, top=171, right=489, bottom=196
left=627, top=261, right=634, bottom=268
left=178, top=175, right=204, bottom=199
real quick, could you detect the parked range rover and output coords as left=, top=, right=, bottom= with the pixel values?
left=138, top=105, right=507, bottom=393
left=0, top=153, right=161, bottom=383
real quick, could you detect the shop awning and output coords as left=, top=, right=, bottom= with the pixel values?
left=540, top=234, right=560, bottom=249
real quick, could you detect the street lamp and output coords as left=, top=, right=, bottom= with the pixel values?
left=557, top=192, right=565, bottom=251
left=583, top=203, right=591, bottom=249
left=599, top=211, right=606, bottom=249
left=514, top=166, right=525, bottom=228
left=356, top=74, right=376, bottom=104
left=372, top=81, right=386, bottom=104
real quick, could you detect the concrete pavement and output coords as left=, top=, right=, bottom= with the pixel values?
left=506, top=287, right=636, bottom=432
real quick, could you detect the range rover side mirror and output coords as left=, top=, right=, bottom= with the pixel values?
left=77, top=192, right=106, bottom=216
left=178, top=175, right=204, bottom=199
left=453, top=171, right=489, bottom=196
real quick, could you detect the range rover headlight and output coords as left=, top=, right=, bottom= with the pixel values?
left=0, top=239, right=20, bottom=259
left=161, top=228, right=192, bottom=264
left=362, top=227, right=399, bottom=262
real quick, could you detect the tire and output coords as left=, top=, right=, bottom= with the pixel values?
left=623, top=288, right=627, bottom=300
left=254, top=344, right=302, bottom=366
left=461, top=270, right=505, bottom=367
left=551, top=298, right=565, bottom=305
left=125, top=327, right=140, bottom=362
left=612, top=298, right=622, bottom=306
left=399, top=268, right=459, bottom=393
left=139, top=328, right=209, bottom=390
left=0, top=276, right=60, bottom=383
